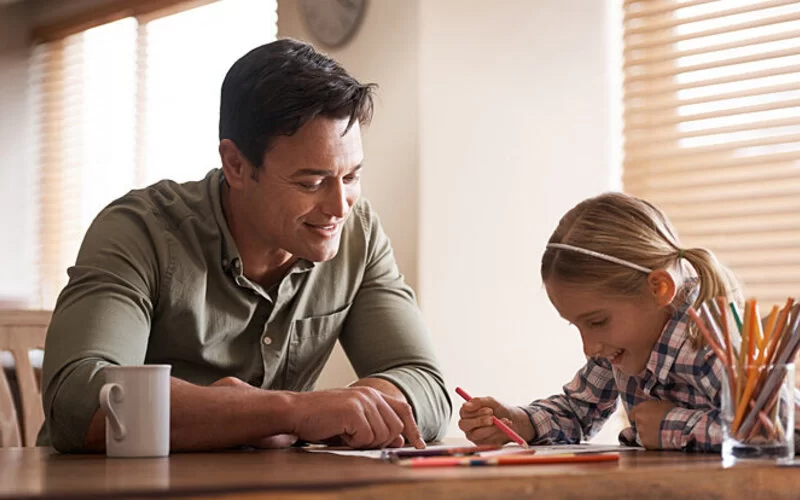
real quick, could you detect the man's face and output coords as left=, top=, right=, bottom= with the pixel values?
left=545, top=279, right=668, bottom=375
left=239, top=116, right=363, bottom=262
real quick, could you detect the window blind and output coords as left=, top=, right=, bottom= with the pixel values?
left=621, top=0, right=800, bottom=307
left=31, top=0, right=277, bottom=307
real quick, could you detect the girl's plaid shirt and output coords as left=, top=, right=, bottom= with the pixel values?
left=522, top=282, right=730, bottom=451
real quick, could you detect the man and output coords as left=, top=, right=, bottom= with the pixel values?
left=38, top=38, right=451, bottom=452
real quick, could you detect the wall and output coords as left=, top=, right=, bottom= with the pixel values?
left=277, top=0, right=421, bottom=390
left=418, top=0, right=619, bottom=439
left=0, top=2, right=36, bottom=305
left=282, top=0, right=620, bottom=440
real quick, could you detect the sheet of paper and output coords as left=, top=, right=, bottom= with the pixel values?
left=303, top=443, right=467, bottom=459
left=303, top=442, right=642, bottom=460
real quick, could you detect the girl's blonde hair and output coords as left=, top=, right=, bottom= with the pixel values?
left=541, top=192, right=742, bottom=346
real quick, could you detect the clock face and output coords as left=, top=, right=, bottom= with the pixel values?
left=299, top=0, right=367, bottom=48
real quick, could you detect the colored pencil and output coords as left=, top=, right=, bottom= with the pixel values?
left=382, top=444, right=501, bottom=460
left=398, top=452, right=620, bottom=468
left=455, top=387, right=528, bottom=448
left=689, top=296, right=800, bottom=443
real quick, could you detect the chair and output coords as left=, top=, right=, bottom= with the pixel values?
left=0, top=310, right=51, bottom=447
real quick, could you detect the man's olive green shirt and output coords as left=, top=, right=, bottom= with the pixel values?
left=39, top=169, right=451, bottom=451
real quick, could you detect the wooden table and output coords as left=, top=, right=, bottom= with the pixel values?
left=2, top=446, right=800, bottom=499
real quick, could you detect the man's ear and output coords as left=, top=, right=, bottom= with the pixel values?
left=647, top=269, right=676, bottom=308
left=219, top=139, right=250, bottom=190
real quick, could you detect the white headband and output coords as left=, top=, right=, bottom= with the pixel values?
left=547, top=243, right=653, bottom=274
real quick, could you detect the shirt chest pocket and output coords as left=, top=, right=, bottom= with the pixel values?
left=285, top=304, right=352, bottom=391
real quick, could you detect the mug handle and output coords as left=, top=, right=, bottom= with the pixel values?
left=99, top=383, right=127, bottom=442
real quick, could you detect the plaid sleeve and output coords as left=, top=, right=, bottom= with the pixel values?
left=520, top=358, right=618, bottom=444
left=659, top=349, right=724, bottom=451
left=659, top=407, right=722, bottom=451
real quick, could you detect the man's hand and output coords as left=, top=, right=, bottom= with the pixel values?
left=628, top=400, right=676, bottom=449
left=210, top=376, right=298, bottom=448
left=458, top=396, right=534, bottom=445
left=288, top=386, right=424, bottom=449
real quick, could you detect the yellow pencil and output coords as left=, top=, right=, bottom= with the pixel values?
left=760, top=306, right=779, bottom=354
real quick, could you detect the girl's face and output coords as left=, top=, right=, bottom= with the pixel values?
left=545, top=279, right=672, bottom=375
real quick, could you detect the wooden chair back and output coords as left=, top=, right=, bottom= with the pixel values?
left=0, top=310, right=51, bottom=447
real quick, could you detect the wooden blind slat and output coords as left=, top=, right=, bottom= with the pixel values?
left=663, top=196, right=800, bottom=221
left=625, top=0, right=800, bottom=37
left=624, top=151, right=800, bottom=174
left=626, top=29, right=800, bottom=66
left=722, top=252, right=800, bottom=268
left=674, top=215, right=800, bottom=237
left=624, top=81, right=800, bottom=115
left=633, top=176, right=800, bottom=205
left=624, top=11, right=800, bottom=53
left=625, top=98, right=800, bottom=130
left=684, top=235, right=800, bottom=253
left=625, top=117, right=800, bottom=147
left=625, top=162, right=800, bottom=188
left=625, top=46, right=800, bottom=84
left=625, top=63, right=800, bottom=97
left=625, top=134, right=800, bottom=162
left=624, top=0, right=716, bottom=22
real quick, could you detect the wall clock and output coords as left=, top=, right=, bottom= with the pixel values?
left=299, top=0, right=367, bottom=48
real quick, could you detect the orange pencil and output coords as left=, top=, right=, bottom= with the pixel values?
left=760, top=306, right=780, bottom=354
left=732, top=305, right=779, bottom=433
left=455, top=387, right=528, bottom=448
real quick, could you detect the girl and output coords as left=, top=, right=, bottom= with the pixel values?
left=459, top=192, right=742, bottom=451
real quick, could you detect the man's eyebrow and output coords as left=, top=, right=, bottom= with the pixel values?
left=291, top=168, right=332, bottom=177
left=290, top=164, right=363, bottom=178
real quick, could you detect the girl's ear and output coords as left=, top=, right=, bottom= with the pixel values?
left=647, top=270, right=676, bottom=308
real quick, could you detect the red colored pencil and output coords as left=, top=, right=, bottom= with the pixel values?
left=455, top=387, right=528, bottom=448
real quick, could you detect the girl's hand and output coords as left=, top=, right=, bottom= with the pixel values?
left=628, top=400, right=676, bottom=449
left=458, top=396, right=534, bottom=445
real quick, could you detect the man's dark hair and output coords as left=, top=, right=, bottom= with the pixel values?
left=219, top=38, right=376, bottom=169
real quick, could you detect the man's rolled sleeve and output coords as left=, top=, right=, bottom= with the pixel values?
left=340, top=202, right=451, bottom=441
left=39, top=201, right=161, bottom=451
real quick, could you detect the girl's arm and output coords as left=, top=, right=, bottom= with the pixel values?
left=659, top=406, right=722, bottom=451
left=657, top=352, right=725, bottom=451
left=521, top=357, right=618, bottom=444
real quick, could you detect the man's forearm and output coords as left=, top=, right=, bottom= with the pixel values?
left=351, top=377, right=407, bottom=400
left=83, top=377, right=294, bottom=451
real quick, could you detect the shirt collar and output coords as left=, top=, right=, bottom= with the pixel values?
left=209, top=169, right=242, bottom=274
left=644, top=279, right=699, bottom=383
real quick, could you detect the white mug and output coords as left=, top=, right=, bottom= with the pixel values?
left=99, top=364, right=171, bottom=458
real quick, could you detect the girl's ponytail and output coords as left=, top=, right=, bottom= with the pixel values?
left=681, top=246, right=743, bottom=347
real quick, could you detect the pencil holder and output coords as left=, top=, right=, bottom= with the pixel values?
left=721, top=362, right=795, bottom=465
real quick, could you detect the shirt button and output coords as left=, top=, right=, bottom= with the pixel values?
left=263, top=336, right=272, bottom=346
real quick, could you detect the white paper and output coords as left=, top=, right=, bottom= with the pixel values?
left=302, top=442, right=641, bottom=460
left=303, top=443, right=466, bottom=459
